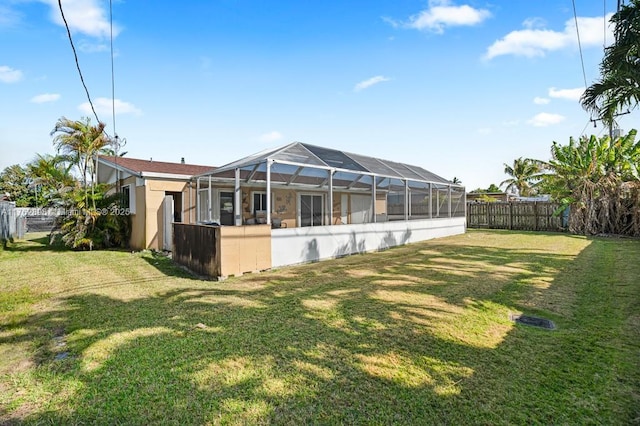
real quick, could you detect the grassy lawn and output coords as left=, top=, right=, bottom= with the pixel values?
left=0, top=230, right=638, bottom=424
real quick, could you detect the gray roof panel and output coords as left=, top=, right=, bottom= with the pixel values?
left=207, top=141, right=456, bottom=186
left=301, top=144, right=368, bottom=172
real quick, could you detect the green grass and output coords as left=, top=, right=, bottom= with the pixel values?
left=0, top=230, right=638, bottom=424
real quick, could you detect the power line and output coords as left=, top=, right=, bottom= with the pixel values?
left=109, top=0, right=119, bottom=192
left=56, top=0, right=100, bottom=124
left=579, top=119, right=593, bottom=137
left=110, top=0, right=117, bottom=139
left=604, top=0, right=607, bottom=48
left=589, top=0, right=628, bottom=136
left=572, top=0, right=589, bottom=90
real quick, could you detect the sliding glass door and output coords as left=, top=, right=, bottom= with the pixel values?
left=300, top=194, right=323, bottom=227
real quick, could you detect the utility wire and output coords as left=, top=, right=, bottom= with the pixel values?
left=57, top=0, right=101, bottom=124
left=108, top=0, right=122, bottom=193
left=572, top=0, right=589, bottom=90
left=110, top=0, right=117, bottom=140
left=604, top=0, right=607, bottom=48
left=579, top=119, right=593, bottom=137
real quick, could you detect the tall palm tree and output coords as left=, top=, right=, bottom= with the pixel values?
left=500, top=158, right=542, bottom=196
left=51, top=117, right=109, bottom=209
left=50, top=117, right=108, bottom=189
left=581, top=0, right=640, bottom=127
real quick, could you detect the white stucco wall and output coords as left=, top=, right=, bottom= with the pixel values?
left=271, top=217, right=466, bottom=268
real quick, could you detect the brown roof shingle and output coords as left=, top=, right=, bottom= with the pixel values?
left=99, top=156, right=216, bottom=176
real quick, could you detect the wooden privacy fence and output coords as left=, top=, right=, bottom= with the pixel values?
left=173, top=223, right=220, bottom=277
left=173, top=223, right=271, bottom=279
left=467, top=201, right=567, bottom=232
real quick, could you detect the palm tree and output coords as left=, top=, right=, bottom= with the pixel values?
left=47, top=117, right=130, bottom=249
left=51, top=117, right=109, bottom=209
left=500, top=158, right=543, bottom=196
left=27, top=154, right=76, bottom=206
left=581, top=0, right=640, bottom=127
left=51, top=117, right=108, bottom=189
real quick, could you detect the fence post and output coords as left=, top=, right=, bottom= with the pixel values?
left=533, top=202, right=538, bottom=231
left=508, top=202, right=513, bottom=230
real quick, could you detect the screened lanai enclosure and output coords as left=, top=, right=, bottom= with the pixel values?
left=194, top=142, right=465, bottom=227
left=171, top=142, right=467, bottom=276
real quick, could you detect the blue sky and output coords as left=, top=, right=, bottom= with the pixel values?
left=1, top=0, right=636, bottom=190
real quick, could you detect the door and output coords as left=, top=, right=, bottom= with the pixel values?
left=340, top=194, right=348, bottom=224
left=350, top=194, right=372, bottom=224
left=163, top=195, right=174, bottom=251
left=219, top=191, right=234, bottom=225
left=300, top=194, right=323, bottom=227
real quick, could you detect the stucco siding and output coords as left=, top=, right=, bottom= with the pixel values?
left=271, top=217, right=466, bottom=268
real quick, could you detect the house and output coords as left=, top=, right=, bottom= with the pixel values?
left=96, top=156, right=215, bottom=250
left=466, top=191, right=510, bottom=203
left=177, top=142, right=467, bottom=277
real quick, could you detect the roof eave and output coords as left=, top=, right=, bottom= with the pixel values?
left=97, top=157, right=142, bottom=177
left=140, top=172, right=195, bottom=180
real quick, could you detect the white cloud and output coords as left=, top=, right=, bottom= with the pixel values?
left=354, top=75, right=390, bottom=92
left=41, top=0, right=120, bottom=38
left=0, top=65, right=23, bottom=83
left=388, top=0, right=491, bottom=34
left=522, top=17, right=546, bottom=30
left=79, top=97, right=141, bottom=116
left=0, top=5, right=22, bottom=28
left=477, top=127, right=492, bottom=135
left=259, top=131, right=283, bottom=143
left=528, top=112, right=565, bottom=127
left=485, top=13, right=613, bottom=60
left=548, top=87, right=584, bottom=101
left=502, top=119, right=520, bottom=126
left=78, top=41, right=109, bottom=53
left=31, top=93, right=61, bottom=103
left=533, top=97, right=550, bottom=105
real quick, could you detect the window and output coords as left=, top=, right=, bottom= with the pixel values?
left=121, top=186, right=130, bottom=208
left=300, top=194, right=323, bottom=227
left=252, top=192, right=267, bottom=214
left=121, top=184, right=135, bottom=214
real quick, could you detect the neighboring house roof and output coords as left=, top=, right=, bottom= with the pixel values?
left=98, top=156, right=216, bottom=179
left=198, top=142, right=457, bottom=186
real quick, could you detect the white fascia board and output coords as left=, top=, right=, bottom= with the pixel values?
left=140, top=172, right=194, bottom=180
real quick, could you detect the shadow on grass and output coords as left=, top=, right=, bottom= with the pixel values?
left=1, top=231, right=639, bottom=424
left=3, top=233, right=68, bottom=253
left=140, top=250, right=201, bottom=280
